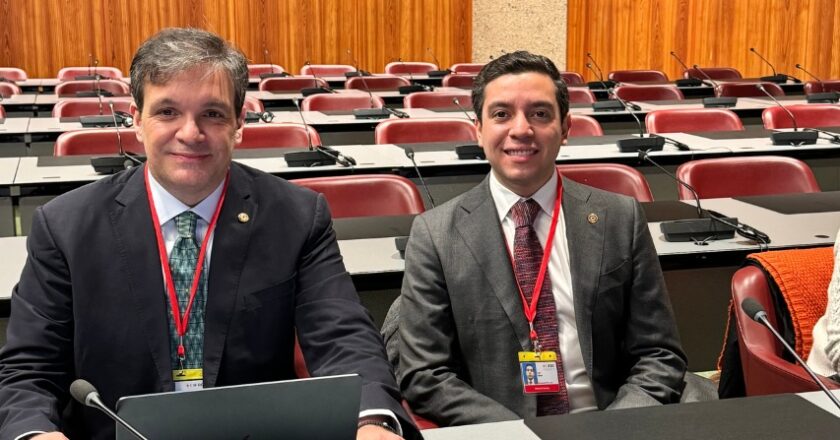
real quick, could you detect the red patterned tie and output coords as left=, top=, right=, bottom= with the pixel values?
left=510, top=199, right=570, bottom=416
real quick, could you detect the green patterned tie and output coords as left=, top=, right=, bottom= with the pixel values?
left=167, top=211, right=207, bottom=371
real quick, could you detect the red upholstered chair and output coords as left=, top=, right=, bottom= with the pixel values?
left=761, top=104, right=840, bottom=129
left=450, top=63, right=485, bottom=74
left=568, top=114, right=604, bottom=137
left=608, top=69, right=669, bottom=83
left=804, top=80, right=840, bottom=94
left=0, top=105, right=5, bottom=118
left=0, top=82, right=22, bottom=98
left=292, top=174, right=425, bottom=218
left=54, top=129, right=145, bottom=156
left=442, top=74, right=476, bottom=88
left=403, top=91, right=472, bottom=110
left=732, top=264, right=840, bottom=396
left=684, top=67, right=742, bottom=80
left=614, top=84, right=684, bottom=101
left=51, top=97, right=133, bottom=117
left=238, top=123, right=321, bottom=149
left=56, top=66, right=123, bottom=81
left=561, top=71, right=585, bottom=86
left=675, top=156, right=820, bottom=200
left=385, top=61, right=438, bottom=75
left=299, top=64, right=355, bottom=76
left=243, top=95, right=264, bottom=113
left=716, top=82, right=784, bottom=98
left=568, top=87, right=597, bottom=104
left=556, top=163, right=654, bottom=202
left=374, top=118, right=477, bottom=144
left=247, top=64, right=285, bottom=78
left=259, top=77, right=329, bottom=92
left=0, top=67, right=28, bottom=81
left=346, top=75, right=411, bottom=92
left=54, top=80, right=130, bottom=96
left=301, top=93, right=385, bottom=111
left=646, top=109, right=744, bottom=134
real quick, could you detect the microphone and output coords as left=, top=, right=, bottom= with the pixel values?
left=669, top=51, right=702, bottom=87
left=755, top=83, right=818, bottom=145
left=244, top=109, right=276, bottom=124
left=795, top=64, right=839, bottom=103
left=425, top=48, right=452, bottom=77
left=692, top=64, right=738, bottom=108
left=344, top=49, right=371, bottom=77
left=749, top=48, right=798, bottom=83
left=70, top=379, right=150, bottom=440
left=301, top=60, right=335, bottom=96
left=403, top=146, right=436, bottom=208
left=396, top=57, right=431, bottom=94
left=613, top=94, right=665, bottom=152
left=259, top=48, right=289, bottom=79
left=283, top=100, right=355, bottom=167
left=351, top=73, right=394, bottom=119
left=585, top=63, right=625, bottom=112
left=90, top=102, right=146, bottom=173
left=451, top=98, right=484, bottom=160
left=740, top=298, right=840, bottom=410
left=584, top=53, right=616, bottom=90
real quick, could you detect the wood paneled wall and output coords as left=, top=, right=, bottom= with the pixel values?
left=567, top=0, right=840, bottom=81
left=0, top=0, right=472, bottom=78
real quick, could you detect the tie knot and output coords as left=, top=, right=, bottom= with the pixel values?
left=174, top=211, right=197, bottom=239
left=510, top=199, right=541, bottom=228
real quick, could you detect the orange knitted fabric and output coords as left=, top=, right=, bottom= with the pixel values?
left=748, top=247, right=833, bottom=358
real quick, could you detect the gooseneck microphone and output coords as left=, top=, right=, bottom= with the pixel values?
left=352, top=72, right=401, bottom=119
left=584, top=52, right=616, bottom=89
left=403, top=146, right=436, bottom=208
left=70, top=379, right=149, bottom=440
left=755, top=83, right=818, bottom=146
left=613, top=94, right=666, bottom=152
left=396, top=57, right=431, bottom=94
left=741, top=298, right=840, bottom=410
left=425, top=48, right=452, bottom=77
left=584, top=63, right=627, bottom=112
left=284, top=99, right=354, bottom=167
left=452, top=97, right=474, bottom=123
left=451, top=98, right=484, bottom=160
left=301, top=60, right=335, bottom=96
left=259, top=48, right=288, bottom=79
left=749, top=48, right=798, bottom=84
left=795, top=64, right=840, bottom=103
left=692, top=64, right=738, bottom=108
left=345, top=49, right=371, bottom=77
left=669, top=51, right=702, bottom=87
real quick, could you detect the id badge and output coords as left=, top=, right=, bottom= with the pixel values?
left=518, top=351, right=561, bottom=394
left=173, top=368, right=204, bottom=392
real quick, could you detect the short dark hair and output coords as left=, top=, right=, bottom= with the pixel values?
left=471, top=51, right=569, bottom=122
left=130, top=27, right=249, bottom=115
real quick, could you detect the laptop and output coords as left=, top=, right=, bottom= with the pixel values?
left=115, top=374, right=361, bottom=439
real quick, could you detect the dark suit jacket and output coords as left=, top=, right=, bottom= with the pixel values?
left=398, top=176, right=687, bottom=426
left=0, top=163, right=417, bottom=439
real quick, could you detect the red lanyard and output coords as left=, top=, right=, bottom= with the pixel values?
left=144, top=166, right=229, bottom=363
left=506, top=171, right=563, bottom=350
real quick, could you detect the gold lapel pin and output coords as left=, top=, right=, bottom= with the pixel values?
left=587, top=213, right=599, bottom=224
left=237, top=212, right=250, bottom=223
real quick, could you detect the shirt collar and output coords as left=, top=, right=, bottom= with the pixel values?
left=147, top=170, right=226, bottom=225
left=489, top=170, right=558, bottom=222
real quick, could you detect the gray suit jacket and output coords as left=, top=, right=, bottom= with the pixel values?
left=398, top=176, right=687, bottom=426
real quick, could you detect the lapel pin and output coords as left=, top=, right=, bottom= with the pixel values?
left=587, top=213, right=599, bottom=224
left=237, top=212, right=250, bottom=223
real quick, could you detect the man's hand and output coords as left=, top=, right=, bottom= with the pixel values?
left=31, top=433, right=69, bottom=440
left=357, top=424, right=403, bottom=440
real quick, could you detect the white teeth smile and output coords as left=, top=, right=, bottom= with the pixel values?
left=505, top=149, right=537, bottom=156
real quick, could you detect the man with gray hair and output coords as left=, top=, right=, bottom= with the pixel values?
left=0, top=28, right=415, bottom=440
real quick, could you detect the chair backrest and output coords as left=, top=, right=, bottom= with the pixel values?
left=675, top=156, right=820, bottom=199
left=804, top=80, right=840, bottom=94
left=568, top=87, right=596, bottom=104
left=442, top=74, right=476, bottom=88
left=292, top=174, right=425, bottom=218
left=56, top=66, right=123, bottom=81
left=646, top=109, right=744, bottom=134
left=0, top=67, right=28, bottom=81
left=0, top=104, right=5, bottom=118
left=259, top=77, right=329, bottom=92
left=238, top=123, right=322, bottom=149
left=0, top=82, right=22, bottom=97
left=761, top=104, right=840, bottom=129
left=385, top=61, right=437, bottom=75
left=608, top=69, right=669, bottom=82
left=54, top=80, right=130, bottom=96
left=243, top=95, right=264, bottom=113
left=560, top=71, right=585, bottom=86
left=450, top=63, right=484, bottom=74
left=247, top=64, right=285, bottom=78
left=301, top=93, right=384, bottom=111
left=374, top=118, right=477, bottom=144
left=684, top=67, right=742, bottom=80
left=568, top=114, right=604, bottom=137
left=299, top=64, right=355, bottom=76
left=54, top=128, right=145, bottom=156
left=403, top=91, right=472, bottom=110
left=51, top=97, right=133, bottom=117
left=345, top=75, right=411, bottom=92
left=614, top=84, right=684, bottom=101
left=716, top=82, right=784, bottom=98
left=556, top=163, right=654, bottom=202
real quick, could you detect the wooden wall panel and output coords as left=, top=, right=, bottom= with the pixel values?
left=0, top=0, right=471, bottom=78
left=567, top=0, right=840, bottom=81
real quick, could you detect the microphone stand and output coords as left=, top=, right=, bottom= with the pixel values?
left=452, top=98, right=484, bottom=160
left=755, top=83, right=818, bottom=146
left=692, top=64, right=738, bottom=108
left=795, top=64, right=839, bottom=103
left=669, top=51, right=703, bottom=87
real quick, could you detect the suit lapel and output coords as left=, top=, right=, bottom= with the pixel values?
left=455, top=178, right=531, bottom=350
